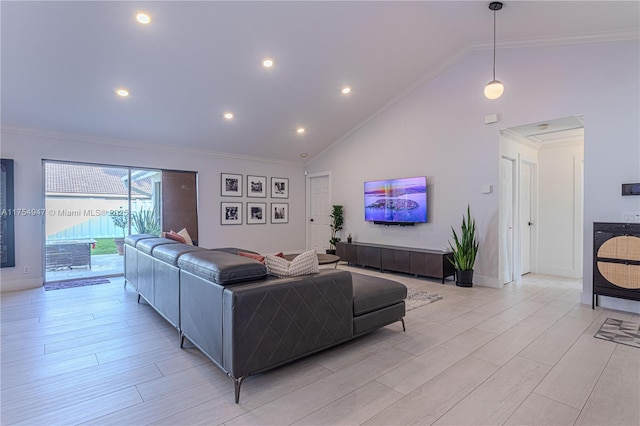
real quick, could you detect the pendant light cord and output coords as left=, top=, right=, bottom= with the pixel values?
left=492, top=8, right=496, bottom=81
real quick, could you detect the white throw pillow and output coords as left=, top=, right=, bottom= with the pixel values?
left=177, top=228, right=193, bottom=245
left=265, top=249, right=319, bottom=277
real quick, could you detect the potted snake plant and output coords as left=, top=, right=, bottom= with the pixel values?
left=449, top=205, right=479, bottom=287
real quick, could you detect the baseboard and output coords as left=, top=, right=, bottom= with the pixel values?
left=537, top=266, right=581, bottom=278
left=474, top=274, right=500, bottom=288
left=583, top=292, right=640, bottom=314
left=1, top=277, right=43, bottom=292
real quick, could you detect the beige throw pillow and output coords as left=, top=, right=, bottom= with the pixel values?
left=265, top=249, right=319, bottom=277
left=177, top=228, right=193, bottom=245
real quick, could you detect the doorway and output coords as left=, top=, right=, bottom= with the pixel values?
left=520, top=161, right=535, bottom=275
left=306, top=172, right=331, bottom=252
left=44, top=161, right=162, bottom=283
left=500, top=157, right=515, bottom=284
left=499, top=115, right=584, bottom=284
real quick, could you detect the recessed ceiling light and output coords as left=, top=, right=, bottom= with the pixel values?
left=538, top=123, right=549, bottom=130
left=136, top=12, right=152, bottom=24
left=300, top=153, right=308, bottom=158
left=115, top=88, right=129, bottom=97
left=262, top=58, right=274, bottom=68
left=341, top=86, right=352, bottom=95
left=296, top=128, right=305, bottom=134
left=224, top=112, right=234, bottom=120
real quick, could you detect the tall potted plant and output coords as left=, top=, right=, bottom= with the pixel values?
left=327, top=205, right=344, bottom=255
left=110, top=206, right=128, bottom=255
left=449, top=205, right=479, bottom=287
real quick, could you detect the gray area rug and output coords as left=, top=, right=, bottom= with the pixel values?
left=45, top=278, right=111, bottom=291
left=594, top=317, right=640, bottom=349
left=406, top=288, right=443, bottom=311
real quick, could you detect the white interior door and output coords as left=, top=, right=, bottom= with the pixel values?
left=308, top=174, right=331, bottom=252
left=520, top=162, right=533, bottom=275
left=573, top=157, right=584, bottom=277
left=500, top=157, right=515, bottom=284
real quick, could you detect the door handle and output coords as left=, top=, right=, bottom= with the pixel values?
left=528, top=221, right=533, bottom=226
left=310, top=218, right=314, bottom=222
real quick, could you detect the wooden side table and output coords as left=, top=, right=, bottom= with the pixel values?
left=283, top=253, right=340, bottom=268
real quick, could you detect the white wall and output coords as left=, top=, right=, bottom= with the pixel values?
left=307, top=40, right=640, bottom=312
left=0, top=128, right=306, bottom=291
left=538, top=142, right=584, bottom=278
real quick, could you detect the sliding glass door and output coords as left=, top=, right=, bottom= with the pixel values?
left=44, top=161, right=161, bottom=283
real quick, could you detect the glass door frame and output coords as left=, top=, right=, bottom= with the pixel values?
left=42, top=160, right=162, bottom=283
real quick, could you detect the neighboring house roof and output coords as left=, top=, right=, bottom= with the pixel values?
left=45, top=162, right=154, bottom=197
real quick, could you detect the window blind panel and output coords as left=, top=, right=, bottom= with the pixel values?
left=162, top=171, right=198, bottom=244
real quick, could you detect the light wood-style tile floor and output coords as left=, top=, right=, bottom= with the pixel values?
left=2, top=266, right=639, bottom=425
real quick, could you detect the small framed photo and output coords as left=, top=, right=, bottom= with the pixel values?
left=271, top=203, right=289, bottom=224
left=247, top=175, right=267, bottom=198
left=221, top=173, right=242, bottom=197
left=247, top=202, right=266, bottom=224
left=271, top=177, right=289, bottom=199
left=221, top=202, right=242, bottom=225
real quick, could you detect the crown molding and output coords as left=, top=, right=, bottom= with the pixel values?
left=470, top=29, right=640, bottom=51
left=501, top=128, right=541, bottom=151
left=537, top=139, right=584, bottom=151
left=1, top=125, right=303, bottom=167
left=501, top=128, right=584, bottom=151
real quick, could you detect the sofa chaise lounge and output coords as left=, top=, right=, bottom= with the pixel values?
left=124, top=234, right=407, bottom=402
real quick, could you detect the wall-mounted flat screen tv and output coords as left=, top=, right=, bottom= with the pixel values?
left=364, top=176, right=427, bottom=224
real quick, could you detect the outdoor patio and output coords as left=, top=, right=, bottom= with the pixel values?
left=45, top=253, right=123, bottom=283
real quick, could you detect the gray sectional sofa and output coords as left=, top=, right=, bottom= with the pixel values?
left=124, top=234, right=407, bottom=403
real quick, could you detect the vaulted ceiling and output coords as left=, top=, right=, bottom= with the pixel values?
left=2, top=1, right=638, bottom=163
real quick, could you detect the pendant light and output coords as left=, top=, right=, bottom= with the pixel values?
left=484, top=2, right=504, bottom=100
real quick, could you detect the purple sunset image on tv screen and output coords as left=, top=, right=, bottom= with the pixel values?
left=364, top=176, right=427, bottom=223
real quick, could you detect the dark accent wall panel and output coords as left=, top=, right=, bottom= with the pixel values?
left=162, top=171, right=198, bottom=243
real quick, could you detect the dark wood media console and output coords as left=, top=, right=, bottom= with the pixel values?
left=336, top=241, right=455, bottom=283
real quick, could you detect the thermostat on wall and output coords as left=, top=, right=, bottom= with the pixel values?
left=622, top=183, right=640, bottom=196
